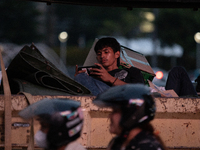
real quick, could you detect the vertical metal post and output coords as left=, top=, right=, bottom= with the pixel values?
left=151, top=9, right=159, bottom=68
left=58, top=31, right=68, bottom=67
left=196, top=43, right=200, bottom=69
left=0, top=47, right=11, bottom=150
left=60, top=41, right=67, bottom=66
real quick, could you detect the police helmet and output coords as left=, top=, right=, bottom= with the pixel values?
left=93, top=84, right=156, bottom=131
left=19, top=98, right=83, bottom=149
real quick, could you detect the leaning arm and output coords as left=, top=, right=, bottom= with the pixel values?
left=110, top=76, right=127, bottom=86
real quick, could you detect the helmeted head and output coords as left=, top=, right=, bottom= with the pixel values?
left=93, top=84, right=155, bottom=135
left=19, top=98, right=84, bottom=150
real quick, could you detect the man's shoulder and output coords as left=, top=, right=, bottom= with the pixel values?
left=128, top=131, right=164, bottom=150
left=110, top=66, right=139, bottom=72
left=129, top=66, right=141, bottom=71
left=122, top=67, right=142, bottom=76
left=120, top=66, right=140, bottom=71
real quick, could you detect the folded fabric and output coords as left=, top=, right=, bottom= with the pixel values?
left=0, top=44, right=91, bottom=95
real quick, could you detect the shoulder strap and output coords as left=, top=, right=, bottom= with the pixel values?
left=19, top=92, right=34, bottom=105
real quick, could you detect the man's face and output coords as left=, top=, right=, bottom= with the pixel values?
left=34, top=119, right=50, bottom=148
left=109, top=108, right=122, bottom=135
left=96, top=47, right=120, bottom=68
left=39, top=120, right=49, bottom=133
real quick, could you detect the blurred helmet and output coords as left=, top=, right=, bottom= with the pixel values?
left=93, top=84, right=155, bottom=132
left=19, top=98, right=84, bottom=149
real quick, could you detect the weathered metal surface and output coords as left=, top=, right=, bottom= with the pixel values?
left=0, top=95, right=199, bottom=150
left=156, top=97, right=200, bottom=113
left=153, top=98, right=200, bottom=149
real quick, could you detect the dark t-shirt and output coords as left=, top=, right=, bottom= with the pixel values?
left=109, top=130, right=165, bottom=150
left=108, top=66, right=144, bottom=84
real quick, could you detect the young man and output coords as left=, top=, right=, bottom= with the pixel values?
left=93, top=84, right=165, bottom=150
left=74, top=37, right=144, bottom=95
left=19, top=98, right=86, bottom=150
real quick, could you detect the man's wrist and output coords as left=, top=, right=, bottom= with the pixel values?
left=111, top=78, right=118, bottom=86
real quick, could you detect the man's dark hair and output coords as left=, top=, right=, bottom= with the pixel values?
left=94, top=37, right=120, bottom=53
left=94, top=37, right=121, bottom=66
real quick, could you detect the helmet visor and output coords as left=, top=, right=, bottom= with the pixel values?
left=19, top=98, right=80, bottom=120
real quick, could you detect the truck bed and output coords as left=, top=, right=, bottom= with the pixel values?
left=0, top=95, right=199, bottom=150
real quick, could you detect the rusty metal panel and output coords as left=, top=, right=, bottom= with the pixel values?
left=152, top=119, right=200, bottom=148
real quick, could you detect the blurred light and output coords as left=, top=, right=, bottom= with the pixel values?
left=140, top=11, right=155, bottom=33
left=194, top=32, right=200, bottom=43
left=140, top=21, right=155, bottom=33
left=142, top=12, right=155, bottom=21
left=156, top=71, right=164, bottom=79
left=58, top=31, right=68, bottom=43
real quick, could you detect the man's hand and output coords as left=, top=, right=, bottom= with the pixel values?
left=90, top=63, right=115, bottom=83
left=74, top=65, right=86, bottom=76
left=90, top=63, right=127, bottom=86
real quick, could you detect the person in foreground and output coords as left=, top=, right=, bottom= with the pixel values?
left=74, top=37, right=144, bottom=95
left=93, top=84, right=165, bottom=150
left=18, top=98, right=86, bottom=150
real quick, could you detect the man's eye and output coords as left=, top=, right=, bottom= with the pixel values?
left=97, top=53, right=101, bottom=55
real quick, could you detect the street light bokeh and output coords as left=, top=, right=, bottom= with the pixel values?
left=58, top=32, right=68, bottom=43
left=140, top=12, right=155, bottom=33
left=58, top=31, right=68, bottom=66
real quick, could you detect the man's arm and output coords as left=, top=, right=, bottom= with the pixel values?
left=90, top=63, right=127, bottom=86
left=109, top=67, right=145, bottom=86
left=109, top=76, right=127, bottom=86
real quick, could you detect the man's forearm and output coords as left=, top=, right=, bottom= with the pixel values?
left=110, top=77, right=127, bottom=86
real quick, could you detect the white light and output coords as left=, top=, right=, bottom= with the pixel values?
left=58, top=31, right=68, bottom=43
left=144, top=12, right=155, bottom=21
left=194, top=32, right=200, bottom=43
